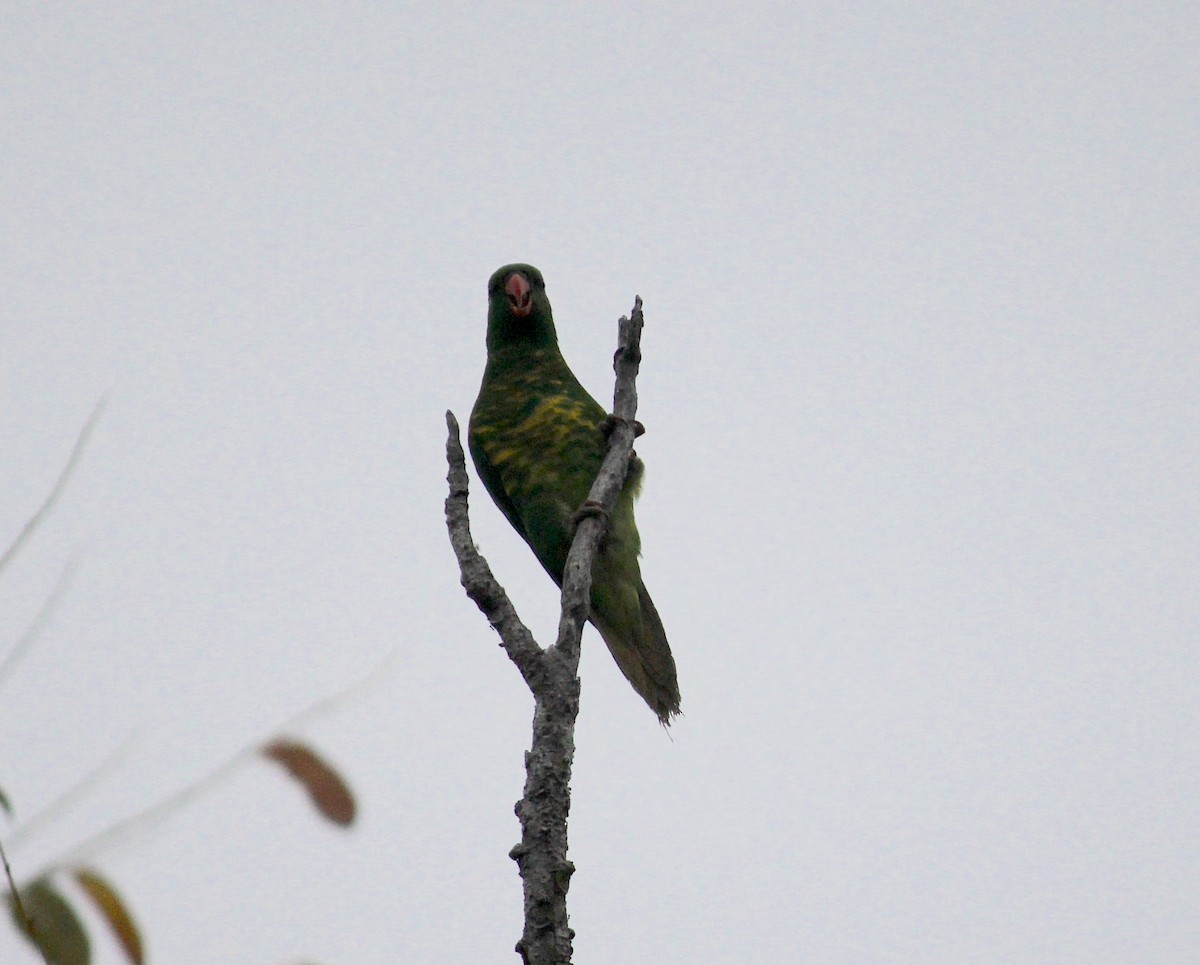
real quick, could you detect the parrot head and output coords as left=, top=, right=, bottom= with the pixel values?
left=486, top=264, right=557, bottom=351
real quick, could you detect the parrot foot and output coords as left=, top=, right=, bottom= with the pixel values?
left=601, top=414, right=645, bottom=438
left=568, top=500, right=608, bottom=537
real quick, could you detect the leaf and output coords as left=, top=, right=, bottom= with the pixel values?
left=8, top=876, right=91, bottom=965
left=262, top=739, right=356, bottom=827
left=73, top=869, right=144, bottom=965
left=0, top=785, right=11, bottom=819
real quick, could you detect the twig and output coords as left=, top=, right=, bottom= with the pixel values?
left=0, top=398, right=106, bottom=580
left=0, top=559, right=78, bottom=690
left=5, top=725, right=141, bottom=852
left=34, top=656, right=392, bottom=874
left=444, top=297, right=645, bottom=965
left=0, top=836, right=51, bottom=964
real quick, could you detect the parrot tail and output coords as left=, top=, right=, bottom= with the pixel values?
left=591, top=581, right=681, bottom=725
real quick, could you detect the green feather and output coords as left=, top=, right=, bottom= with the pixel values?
left=468, top=264, right=680, bottom=723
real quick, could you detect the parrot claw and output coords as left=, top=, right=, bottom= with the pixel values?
left=568, top=499, right=608, bottom=537
left=601, top=414, right=645, bottom=438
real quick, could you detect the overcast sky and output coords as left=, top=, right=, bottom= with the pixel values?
left=3, top=2, right=1198, bottom=962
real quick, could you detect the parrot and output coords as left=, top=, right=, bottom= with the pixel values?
left=468, top=264, right=681, bottom=724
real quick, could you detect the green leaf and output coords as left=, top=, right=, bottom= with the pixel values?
left=9, top=876, right=91, bottom=965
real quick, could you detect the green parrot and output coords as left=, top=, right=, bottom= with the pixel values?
left=468, top=264, right=681, bottom=724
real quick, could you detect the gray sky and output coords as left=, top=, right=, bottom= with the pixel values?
left=3, top=2, right=1198, bottom=962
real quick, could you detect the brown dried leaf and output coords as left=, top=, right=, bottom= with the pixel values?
left=74, top=868, right=144, bottom=965
left=262, top=739, right=356, bottom=827
left=9, top=876, right=91, bottom=965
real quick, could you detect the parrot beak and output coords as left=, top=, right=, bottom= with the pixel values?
left=504, top=271, right=534, bottom=317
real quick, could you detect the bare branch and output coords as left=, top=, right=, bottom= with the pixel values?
left=552, top=298, right=644, bottom=661
left=444, top=411, right=544, bottom=688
